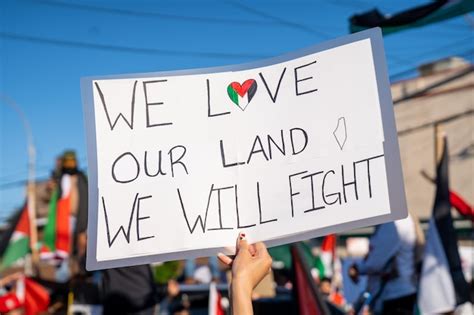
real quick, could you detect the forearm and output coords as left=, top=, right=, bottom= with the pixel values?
left=0, top=272, right=22, bottom=286
left=231, top=280, right=253, bottom=315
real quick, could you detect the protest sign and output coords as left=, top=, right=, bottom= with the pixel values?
left=81, top=28, right=407, bottom=270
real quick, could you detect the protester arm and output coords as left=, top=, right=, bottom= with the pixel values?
left=218, top=234, right=272, bottom=315
left=231, top=280, right=254, bottom=315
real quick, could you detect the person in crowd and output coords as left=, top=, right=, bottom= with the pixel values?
left=59, top=150, right=88, bottom=260
left=158, top=279, right=190, bottom=315
left=102, top=265, right=158, bottom=315
left=58, top=151, right=158, bottom=314
left=319, top=276, right=345, bottom=307
left=0, top=272, right=23, bottom=314
left=349, top=214, right=419, bottom=315
left=217, top=233, right=272, bottom=315
left=183, top=256, right=221, bottom=284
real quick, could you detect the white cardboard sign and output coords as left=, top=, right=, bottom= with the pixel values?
left=82, top=28, right=407, bottom=270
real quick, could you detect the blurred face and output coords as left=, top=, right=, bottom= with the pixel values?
left=63, top=157, right=77, bottom=169
left=320, top=280, right=331, bottom=295
left=62, top=157, right=78, bottom=174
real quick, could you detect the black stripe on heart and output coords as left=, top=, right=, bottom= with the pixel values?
left=246, top=80, right=257, bottom=103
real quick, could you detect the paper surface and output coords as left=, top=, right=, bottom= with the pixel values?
left=82, top=28, right=407, bottom=270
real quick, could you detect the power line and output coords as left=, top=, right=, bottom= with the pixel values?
left=31, top=0, right=278, bottom=26
left=0, top=166, right=51, bottom=183
left=227, top=0, right=333, bottom=39
left=388, top=36, right=473, bottom=58
left=0, top=156, right=87, bottom=183
left=393, top=66, right=474, bottom=104
left=397, top=109, right=474, bottom=136
left=0, top=31, right=269, bottom=60
left=0, top=155, right=86, bottom=184
left=33, top=0, right=343, bottom=41
left=387, top=35, right=473, bottom=70
left=389, top=45, right=474, bottom=81
left=327, top=0, right=370, bottom=10
left=463, top=13, right=474, bottom=28
left=0, top=175, right=49, bottom=190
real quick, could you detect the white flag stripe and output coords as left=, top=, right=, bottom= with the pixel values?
left=418, top=218, right=456, bottom=314
left=209, top=281, right=218, bottom=315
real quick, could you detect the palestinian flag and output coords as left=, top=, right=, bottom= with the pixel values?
left=315, top=234, right=336, bottom=279
left=227, top=79, right=257, bottom=111
left=41, top=174, right=72, bottom=260
left=422, top=171, right=474, bottom=221
left=1, top=205, right=30, bottom=269
left=291, top=243, right=330, bottom=315
left=0, top=292, right=21, bottom=313
left=208, top=282, right=224, bottom=315
left=417, top=137, right=472, bottom=313
left=350, top=0, right=474, bottom=35
left=23, top=277, right=50, bottom=315
left=0, top=275, right=23, bottom=313
left=0, top=276, right=49, bottom=315
left=449, top=190, right=473, bottom=221
left=41, top=188, right=59, bottom=259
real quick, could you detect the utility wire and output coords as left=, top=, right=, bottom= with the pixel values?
left=327, top=0, right=389, bottom=12
left=389, top=47, right=474, bottom=81
left=388, top=36, right=473, bottom=58
left=393, top=65, right=474, bottom=104
left=0, top=175, right=49, bottom=190
left=464, top=14, right=474, bottom=28
left=227, top=0, right=333, bottom=39
left=387, top=36, right=473, bottom=73
left=33, top=0, right=342, bottom=40
left=0, top=155, right=85, bottom=184
left=0, top=31, right=270, bottom=59
left=0, top=166, right=51, bottom=183
left=13, top=1, right=469, bottom=68
left=0, top=156, right=87, bottom=182
left=31, top=0, right=278, bottom=26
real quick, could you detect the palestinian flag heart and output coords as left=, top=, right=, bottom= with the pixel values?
left=227, top=79, right=257, bottom=111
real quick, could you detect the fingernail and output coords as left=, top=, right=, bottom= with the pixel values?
left=240, top=233, right=246, bottom=240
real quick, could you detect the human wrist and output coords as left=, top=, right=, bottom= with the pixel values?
left=230, top=278, right=254, bottom=315
left=231, top=278, right=252, bottom=299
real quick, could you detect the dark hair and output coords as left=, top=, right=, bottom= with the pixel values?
left=320, top=276, right=331, bottom=284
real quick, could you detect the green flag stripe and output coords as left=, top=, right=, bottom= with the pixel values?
left=227, top=85, right=239, bottom=105
left=1, top=237, right=29, bottom=269
left=43, top=188, right=59, bottom=252
left=314, top=256, right=326, bottom=278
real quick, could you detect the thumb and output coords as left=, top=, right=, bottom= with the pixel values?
left=236, top=233, right=249, bottom=253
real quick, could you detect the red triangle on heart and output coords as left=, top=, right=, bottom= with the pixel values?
left=230, top=80, right=256, bottom=97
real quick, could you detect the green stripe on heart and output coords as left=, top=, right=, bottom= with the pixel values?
left=227, top=79, right=258, bottom=111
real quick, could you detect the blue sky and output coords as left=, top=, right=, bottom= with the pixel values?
left=0, top=0, right=473, bottom=222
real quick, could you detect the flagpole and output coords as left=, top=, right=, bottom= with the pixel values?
left=0, top=94, right=39, bottom=266
left=434, top=124, right=445, bottom=164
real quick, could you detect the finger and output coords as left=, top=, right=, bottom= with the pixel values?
left=236, top=233, right=248, bottom=251
left=236, top=234, right=250, bottom=257
left=235, top=233, right=241, bottom=251
left=248, top=244, right=257, bottom=256
left=238, top=238, right=249, bottom=253
left=254, top=242, right=268, bottom=256
left=217, top=253, right=233, bottom=266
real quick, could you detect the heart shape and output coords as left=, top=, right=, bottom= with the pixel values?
left=227, top=79, right=258, bottom=111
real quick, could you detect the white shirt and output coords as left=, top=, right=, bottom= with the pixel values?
left=357, top=215, right=417, bottom=302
